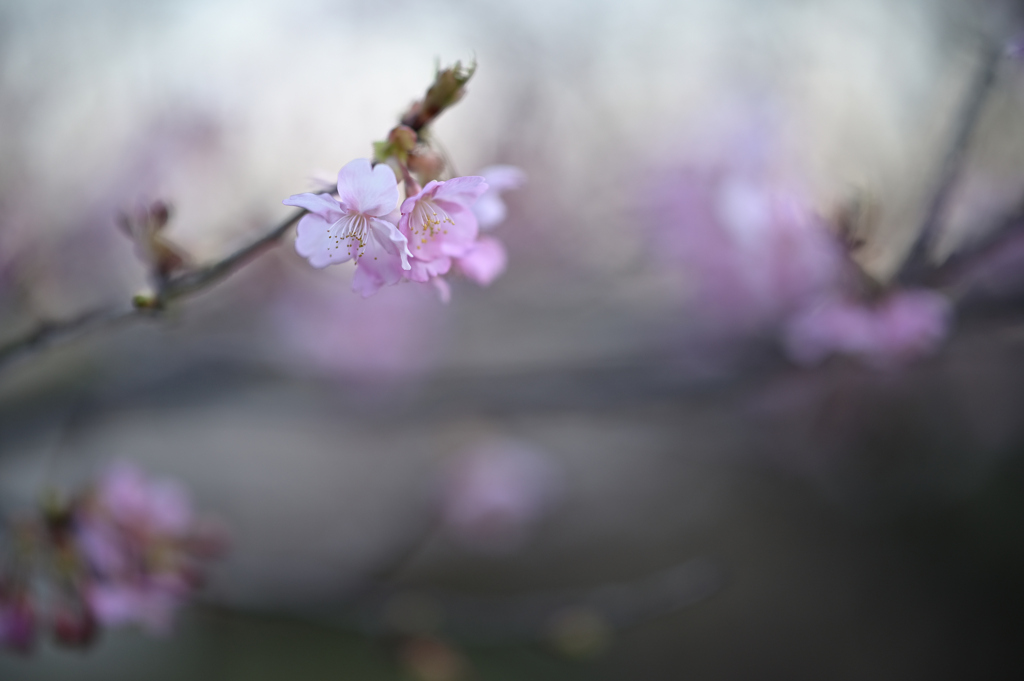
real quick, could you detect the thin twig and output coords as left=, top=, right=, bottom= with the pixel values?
left=0, top=308, right=138, bottom=371
left=898, top=41, right=1003, bottom=284
left=0, top=208, right=306, bottom=375
left=161, top=208, right=305, bottom=300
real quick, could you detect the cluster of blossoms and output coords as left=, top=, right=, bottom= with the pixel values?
left=654, top=154, right=952, bottom=367
left=284, top=63, right=523, bottom=300
left=0, top=463, right=223, bottom=654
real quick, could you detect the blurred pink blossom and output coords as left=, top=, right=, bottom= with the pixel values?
left=76, top=462, right=223, bottom=635
left=455, top=236, right=508, bottom=286
left=87, top=580, right=184, bottom=635
left=656, top=167, right=846, bottom=333
left=783, top=290, right=952, bottom=367
left=438, top=440, right=561, bottom=554
left=285, top=158, right=412, bottom=297
left=473, top=165, right=526, bottom=230
left=96, top=461, right=193, bottom=535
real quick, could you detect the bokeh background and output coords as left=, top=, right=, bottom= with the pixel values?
left=3, top=0, right=1024, bottom=678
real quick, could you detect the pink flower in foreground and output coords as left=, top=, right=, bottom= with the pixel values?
left=438, top=440, right=561, bottom=554
left=473, top=165, right=526, bottom=230
left=400, top=176, right=488, bottom=270
left=783, top=290, right=952, bottom=367
left=285, top=158, right=412, bottom=297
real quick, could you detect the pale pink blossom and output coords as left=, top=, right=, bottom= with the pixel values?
left=75, top=462, right=222, bottom=635
left=285, top=158, right=412, bottom=297
left=455, top=236, right=507, bottom=286
left=399, top=176, right=488, bottom=271
left=473, top=165, right=526, bottom=229
left=87, top=581, right=183, bottom=635
left=438, top=440, right=561, bottom=554
left=96, top=461, right=192, bottom=535
left=655, top=168, right=846, bottom=332
left=783, top=290, right=952, bottom=367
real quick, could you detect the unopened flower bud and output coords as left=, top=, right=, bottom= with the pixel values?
left=118, top=201, right=188, bottom=281
left=400, top=61, right=476, bottom=132
left=408, top=148, right=445, bottom=182
left=374, top=126, right=420, bottom=165
left=389, top=126, right=418, bottom=154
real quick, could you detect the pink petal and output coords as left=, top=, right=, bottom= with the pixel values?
left=374, top=217, right=413, bottom=270
left=406, top=255, right=452, bottom=283
left=282, top=192, right=342, bottom=218
left=433, top=204, right=479, bottom=258
left=295, top=213, right=347, bottom=269
left=457, top=237, right=507, bottom=286
left=473, top=193, right=508, bottom=230
left=480, top=165, right=526, bottom=192
left=350, top=221, right=408, bottom=297
left=400, top=181, right=442, bottom=215
left=336, top=159, right=399, bottom=217
left=433, top=175, right=488, bottom=205
left=474, top=167, right=525, bottom=230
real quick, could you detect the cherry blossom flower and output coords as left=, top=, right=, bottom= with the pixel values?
left=399, top=176, right=488, bottom=267
left=438, top=440, right=561, bottom=554
left=473, top=165, right=526, bottom=230
left=783, top=290, right=952, bottom=367
left=285, top=158, right=412, bottom=297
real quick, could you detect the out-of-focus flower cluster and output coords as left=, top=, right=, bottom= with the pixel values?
left=0, top=463, right=224, bottom=654
left=437, top=439, right=561, bottom=554
left=652, top=136, right=952, bottom=368
left=284, top=63, right=523, bottom=300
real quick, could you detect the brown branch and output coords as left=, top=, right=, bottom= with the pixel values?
left=898, top=41, right=1003, bottom=284
left=0, top=208, right=306, bottom=374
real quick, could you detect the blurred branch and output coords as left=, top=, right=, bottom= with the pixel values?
left=158, top=207, right=305, bottom=301
left=0, top=208, right=306, bottom=374
left=898, top=41, right=1003, bottom=284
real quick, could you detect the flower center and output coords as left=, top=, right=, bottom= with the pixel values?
left=409, top=199, right=454, bottom=249
left=328, top=213, right=369, bottom=260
